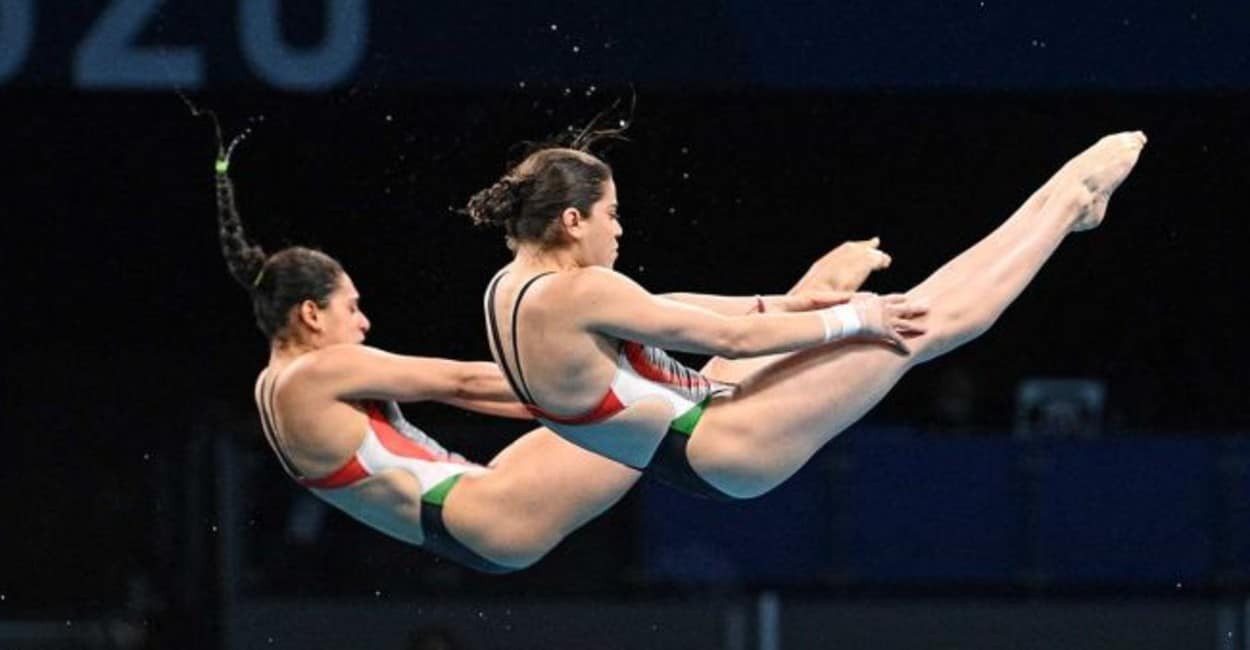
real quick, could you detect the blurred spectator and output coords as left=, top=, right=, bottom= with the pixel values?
left=407, top=624, right=468, bottom=650
left=926, top=363, right=982, bottom=433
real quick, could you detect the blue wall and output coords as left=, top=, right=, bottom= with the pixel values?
left=641, top=427, right=1246, bottom=589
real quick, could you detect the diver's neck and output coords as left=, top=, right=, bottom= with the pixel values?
left=513, top=244, right=583, bottom=272
left=269, top=337, right=318, bottom=367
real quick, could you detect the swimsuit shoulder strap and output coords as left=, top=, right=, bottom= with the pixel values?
left=485, top=270, right=555, bottom=405
left=255, top=367, right=306, bottom=481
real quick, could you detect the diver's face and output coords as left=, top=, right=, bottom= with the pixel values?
left=317, top=273, right=371, bottom=345
left=578, top=178, right=622, bottom=268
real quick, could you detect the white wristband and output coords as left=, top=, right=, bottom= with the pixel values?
left=820, top=304, right=862, bottom=342
left=818, top=311, right=834, bottom=342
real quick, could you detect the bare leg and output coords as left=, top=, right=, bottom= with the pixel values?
left=449, top=427, right=641, bottom=568
left=904, top=131, right=1145, bottom=361
left=688, top=132, right=1146, bottom=498
left=699, top=133, right=1129, bottom=383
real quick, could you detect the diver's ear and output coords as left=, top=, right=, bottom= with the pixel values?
left=560, top=206, right=586, bottom=240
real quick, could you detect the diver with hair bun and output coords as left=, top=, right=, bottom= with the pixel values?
left=473, top=129, right=1145, bottom=500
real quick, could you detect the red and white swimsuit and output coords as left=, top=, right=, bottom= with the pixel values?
left=255, top=373, right=510, bottom=572
left=290, top=400, right=482, bottom=493
left=485, top=271, right=733, bottom=499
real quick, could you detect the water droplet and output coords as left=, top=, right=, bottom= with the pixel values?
left=618, top=119, right=628, bottom=127
left=477, top=611, right=486, bottom=619
left=550, top=24, right=558, bottom=31
left=210, top=525, right=218, bottom=533
left=572, top=45, right=580, bottom=53
left=374, top=590, right=382, bottom=597
left=518, top=80, right=527, bottom=88
left=385, top=114, right=393, bottom=122
left=563, top=87, right=572, bottom=96
left=1, top=594, right=6, bottom=601
left=267, top=637, right=275, bottom=644
left=1191, top=12, right=1199, bottom=20
left=681, top=172, right=690, bottom=180
left=667, top=207, right=676, bottom=214
left=604, top=41, right=612, bottom=49
left=1175, top=582, right=1183, bottom=589
left=680, top=147, right=689, bottom=155
left=66, top=620, right=73, bottom=628
left=142, top=452, right=150, bottom=460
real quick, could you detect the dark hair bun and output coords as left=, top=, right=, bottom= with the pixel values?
left=464, top=177, right=531, bottom=230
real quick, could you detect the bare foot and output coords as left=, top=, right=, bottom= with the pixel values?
left=792, top=238, right=892, bottom=293
left=1064, top=131, right=1148, bottom=232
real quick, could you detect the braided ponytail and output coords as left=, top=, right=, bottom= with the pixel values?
left=216, top=154, right=267, bottom=291
left=206, top=124, right=342, bottom=340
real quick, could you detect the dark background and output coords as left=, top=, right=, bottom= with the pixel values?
left=2, top=1, right=1249, bottom=648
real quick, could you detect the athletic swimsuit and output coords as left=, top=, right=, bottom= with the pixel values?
left=486, top=271, right=734, bottom=500
left=256, top=372, right=513, bottom=574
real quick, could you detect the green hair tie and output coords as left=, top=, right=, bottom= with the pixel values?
left=215, top=158, right=229, bottom=174
left=252, top=268, right=265, bottom=288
